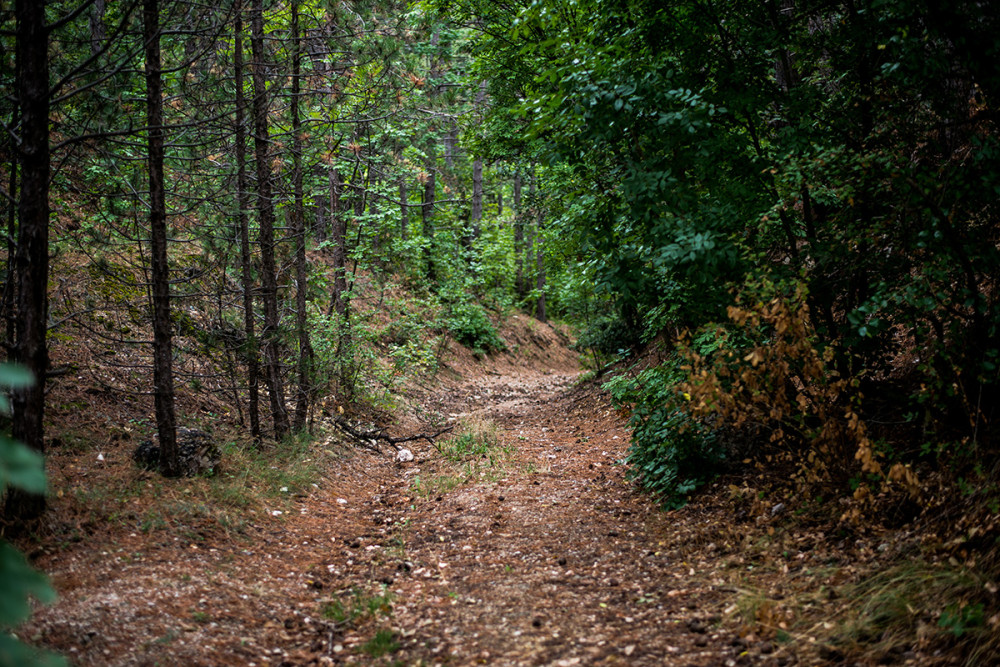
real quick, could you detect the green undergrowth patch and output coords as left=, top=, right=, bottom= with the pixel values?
left=828, top=560, right=997, bottom=663
left=51, top=427, right=340, bottom=544
left=320, top=586, right=400, bottom=661
left=361, top=628, right=400, bottom=658
left=321, top=586, right=394, bottom=627
left=411, top=416, right=511, bottom=498
left=434, top=416, right=504, bottom=463
left=722, top=546, right=999, bottom=665
left=210, top=431, right=326, bottom=505
left=443, top=301, right=507, bottom=356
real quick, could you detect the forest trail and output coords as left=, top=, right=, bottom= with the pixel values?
left=24, top=331, right=778, bottom=666
left=378, top=367, right=752, bottom=666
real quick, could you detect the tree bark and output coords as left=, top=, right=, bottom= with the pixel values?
left=513, top=169, right=525, bottom=299
left=422, top=148, right=436, bottom=283
left=6, top=0, right=49, bottom=519
left=250, top=0, right=289, bottom=440
left=144, top=0, right=179, bottom=476
left=469, top=81, right=487, bottom=244
left=328, top=168, right=347, bottom=318
left=471, top=159, right=483, bottom=241
left=234, top=1, right=260, bottom=442
left=290, top=0, right=312, bottom=432
left=398, top=175, right=408, bottom=241
left=3, top=100, right=18, bottom=349
left=90, top=0, right=107, bottom=56
left=534, top=212, right=547, bottom=323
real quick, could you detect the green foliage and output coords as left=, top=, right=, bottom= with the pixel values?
left=939, top=602, right=985, bottom=638
left=0, top=364, right=65, bottom=666
left=604, top=344, right=725, bottom=507
left=443, top=302, right=506, bottom=355
left=449, top=0, right=1000, bottom=507
left=361, top=629, right=400, bottom=658
left=573, top=312, right=639, bottom=365
left=435, top=417, right=503, bottom=463
left=321, top=587, right=393, bottom=627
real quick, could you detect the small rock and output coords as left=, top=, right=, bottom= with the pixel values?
left=771, top=503, right=786, bottom=516
left=396, top=448, right=414, bottom=462
left=687, top=619, right=707, bottom=634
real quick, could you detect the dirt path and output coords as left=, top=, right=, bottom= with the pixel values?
left=25, top=360, right=781, bottom=666
left=382, top=368, right=749, bottom=666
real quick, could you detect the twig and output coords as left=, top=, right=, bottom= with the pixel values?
left=329, top=414, right=454, bottom=454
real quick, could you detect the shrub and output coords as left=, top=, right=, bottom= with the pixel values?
left=605, top=352, right=725, bottom=507
left=443, top=302, right=506, bottom=355
left=574, top=312, right=640, bottom=365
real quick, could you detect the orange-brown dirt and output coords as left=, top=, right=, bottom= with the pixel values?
left=13, top=314, right=987, bottom=666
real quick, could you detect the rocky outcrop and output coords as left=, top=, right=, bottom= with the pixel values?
left=132, top=427, right=220, bottom=477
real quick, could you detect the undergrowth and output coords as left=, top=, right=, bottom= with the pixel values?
left=53, top=428, right=335, bottom=543
left=412, top=416, right=510, bottom=498
left=831, top=561, right=996, bottom=663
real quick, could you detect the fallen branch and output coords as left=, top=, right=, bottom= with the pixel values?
left=330, top=414, right=454, bottom=454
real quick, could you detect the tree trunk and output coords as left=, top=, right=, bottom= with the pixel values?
left=90, top=0, right=107, bottom=56
left=290, top=0, right=312, bottom=432
left=250, top=0, right=289, bottom=440
left=144, top=0, right=179, bottom=476
left=534, top=214, right=547, bottom=323
left=513, top=169, right=525, bottom=299
left=233, top=1, right=260, bottom=442
left=328, top=168, right=347, bottom=318
left=444, top=123, right=456, bottom=170
left=469, top=81, right=487, bottom=244
left=313, top=192, right=326, bottom=242
left=422, top=149, right=436, bottom=283
left=471, top=158, right=482, bottom=241
left=6, top=0, right=49, bottom=520
left=3, top=99, right=18, bottom=348
left=398, top=175, right=408, bottom=241
left=369, top=169, right=381, bottom=256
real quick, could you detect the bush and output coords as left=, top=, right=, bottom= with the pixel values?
left=444, top=302, right=506, bottom=355
left=605, top=357, right=725, bottom=507
left=574, top=312, right=640, bottom=363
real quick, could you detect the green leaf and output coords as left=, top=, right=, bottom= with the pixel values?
left=0, top=437, right=47, bottom=496
left=0, top=364, right=33, bottom=390
left=0, top=542, right=56, bottom=628
left=0, top=633, right=66, bottom=667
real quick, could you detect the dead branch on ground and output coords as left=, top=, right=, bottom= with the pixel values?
left=330, top=414, right=454, bottom=454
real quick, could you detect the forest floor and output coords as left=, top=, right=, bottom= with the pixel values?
left=16, top=315, right=987, bottom=666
